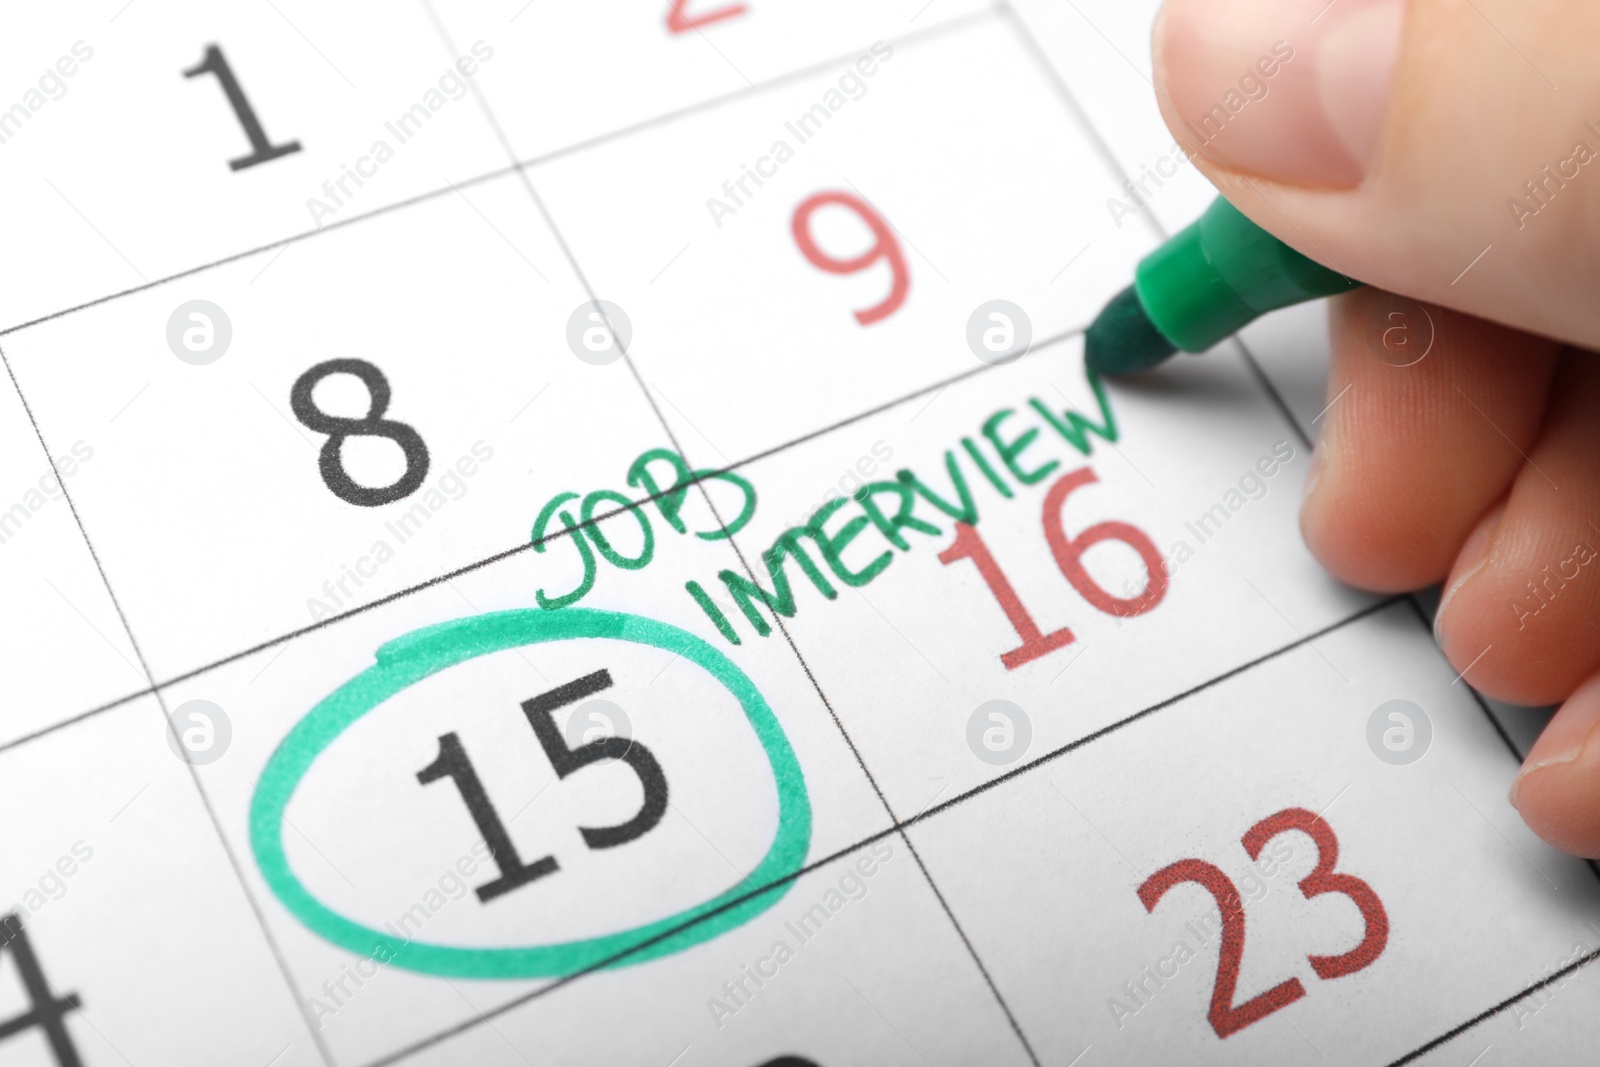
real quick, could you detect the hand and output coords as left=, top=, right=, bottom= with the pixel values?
left=1150, top=0, right=1600, bottom=854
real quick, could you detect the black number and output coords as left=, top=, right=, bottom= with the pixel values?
left=419, top=671, right=667, bottom=902
left=418, top=733, right=559, bottom=903
left=290, top=359, right=430, bottom=507
left=418, top=670, right=669, bottom=903
left=522, top=669, right=668, bottom=850
left=0, top=915, right=83, bottom=1067
left=183, top=44, right=302, bottom=171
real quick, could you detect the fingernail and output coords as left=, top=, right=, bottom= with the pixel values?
left=1435, top=499, right=1505, bottom=638
left=1154, top=0, right=1405, bottom=186
left=1509, top=756, right=1579, bottom=811
left=1512, top=674, right=1600, bottom=814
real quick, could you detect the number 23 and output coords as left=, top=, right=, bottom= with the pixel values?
left=1137, top=808, right=1389, bottom=1039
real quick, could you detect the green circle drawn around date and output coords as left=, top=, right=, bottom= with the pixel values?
left=249, top=607, right=812, bottom=979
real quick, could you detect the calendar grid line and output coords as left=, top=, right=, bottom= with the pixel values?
left=0, top=321, right=1072, bottom=758
left=353, top=593, right=1399, bottom=1067
left=997, top=0, right=1319, bottom=463
left=425, top=2, right=1044, bottom=1058
left=1229, top=336, right=1314, bottom=451
left=999, top=14, right=1600, bottom=1059
left=363, top=589, right=1600, bottom=1067
left=1385, top=944, right=1600, bottom=1066
left=1400, top=596, right=1600, bottom=887
left=357, top=824, right=905, bottom=1067
left=0, top=7, right=998, bottom=343
left=888, top=835, right=1045, bottom=1063
left=910, top=593, right=1404, bottom=826
left=0, top=341, right=341, bottom=1067
left=502, top=3, right=998, bottom=173
left=703, top=473, right=1048, bottom=1065
left=0, top=160, right=518, bottom=340
left=348, top=588, right=1593, bottom=1067
left=996, top=0, right=1165, bottom=251
left=3, top=7, right=1579, bottom=1062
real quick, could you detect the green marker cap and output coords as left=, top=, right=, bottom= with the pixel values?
left=1134, top=196, right=1358, bottom=354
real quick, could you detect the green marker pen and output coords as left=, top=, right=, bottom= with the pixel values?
left=1085, top=196, right=1359, bottom=376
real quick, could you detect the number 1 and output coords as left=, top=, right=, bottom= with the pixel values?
left=183, top=44, right=302, bottom=171
left=417, top=733, right=559, bottom=903
left=939, top=522, right=1076, bottom=669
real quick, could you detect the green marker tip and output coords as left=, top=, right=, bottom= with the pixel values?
left=1085, top=196, right=1359, bottom=378
left=1084, top=284, right=1176, bottom=377
left=1081, top=283, right=1184, bottom=379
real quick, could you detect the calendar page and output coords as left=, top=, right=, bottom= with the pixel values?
left=0, top=2, right=1595, bottom=1066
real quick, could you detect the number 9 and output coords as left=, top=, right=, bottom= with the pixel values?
left=791, top=190, right=909, bottom=325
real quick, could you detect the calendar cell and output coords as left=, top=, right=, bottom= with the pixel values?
left=1008, top=0, right=1216, bottom=238
left=428, top=0, right=991, bottom=165
left=156, top=510, right=893, bottom=1063
left=904, top=604, right=1600, bottom=1064
left=0, top=699, right=321, bottom=1067
left=1404, top=949, right=1600, bottom=1066
left=527, top=17, right=1152, bottom=460
left=0, top=373, right=145, bottom=745
left=0, top=0, right=1587, bottom=1061
left=0, top=2, right=507, bottom=331
left=2, top=172, right=673, bottom=683
left=673, top=332, right=1367, bottom=817
left=394, top=837, right=1033, bottom=1067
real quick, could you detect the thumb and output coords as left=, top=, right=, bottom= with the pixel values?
left=1152, top=0, right=1600, bottom=351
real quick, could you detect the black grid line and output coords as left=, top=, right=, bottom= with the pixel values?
left=1384, top=945, right=1600, bottom=1066
left=0, top=342, right=339, bottom=1067
left=996, top=0, right=1315, bottom=458
left=0, top=3, right=1588, bottom=1064
left=917, top=594, right=1401, bottom=824
left=355, top=592, right=1396, bottom=1067
left=999, top=4, right=1600, bottom=1058
left=421, top=1, right=1042, bottom=1060
left=672, top=363, right=1048, bottom=1065
left=0, top=327, right=1074, bottom=759
left=0, top=7, right=998, bottom=342
left=344, top=593, right=1600, bottom=1067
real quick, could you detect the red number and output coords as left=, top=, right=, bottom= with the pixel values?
left=1241, top=808, right=1389, bottom=980
left=1137, top=859, right=1307, bottom=1039
left=938, top=468, right=1167, bottom=668
left=938, top=522, right=1075, bottom=670
left=1139, top=809, right=1389, bottom=1039
left=666, top=0, right=747, bottom=32
left=1042, top=468, right=1167, bottom=618
left=791, top=191, right=909, bottom=325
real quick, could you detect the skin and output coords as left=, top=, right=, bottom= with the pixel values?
left=1151, top=0, right=1600, bottom=854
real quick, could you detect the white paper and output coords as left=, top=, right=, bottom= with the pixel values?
left=0, top=2, right=1590, bottom=1066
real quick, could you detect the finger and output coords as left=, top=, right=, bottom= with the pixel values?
left=1434, top=350, right=1600, bottom=705
left=1509, top=668, right=1600, bottom=857
left=1300, top=288, right=1560, bottom=591
left=1152, top=0, right=1600, bottom=351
